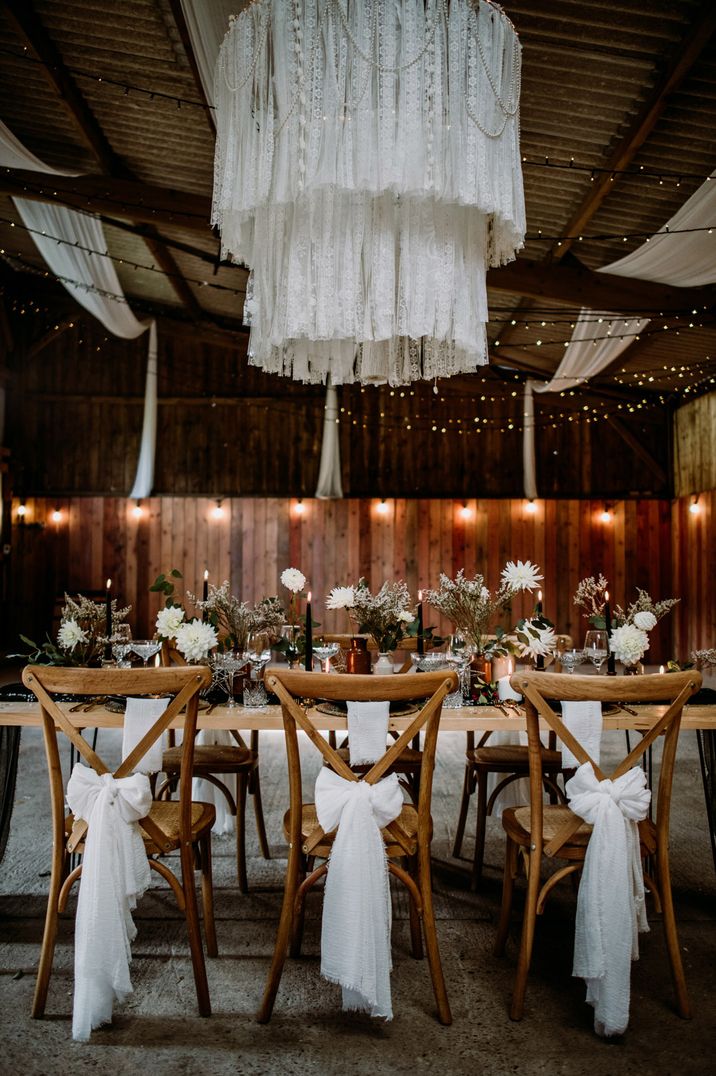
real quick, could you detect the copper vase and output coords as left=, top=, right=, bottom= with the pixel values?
left=345, top=636, right=371, bottom=674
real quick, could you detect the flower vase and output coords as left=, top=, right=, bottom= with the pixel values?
left=374, top=652, right=394, bottom=675
left=623, top=662, right=640, bottom=675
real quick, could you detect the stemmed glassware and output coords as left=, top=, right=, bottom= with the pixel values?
left=557, top=647, right=585, bottom=674
left=312, top=640, right=340, bottom=673
left=446, top=633, right=471, bottom=700
left=280, top=624, right=300, bottom=669
left=583, top=629, right=609, bottom=674
left=111, top=623, right=132, bottom=668
left=211, top=652, right=248, bottom=709
left=131, top=639, right=163, bottom=667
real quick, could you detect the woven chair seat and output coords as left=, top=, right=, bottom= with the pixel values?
left=284, top=802, right=424, bottom=859
left=466, top=744, right=563, bottom=770
left=66, top=799, right=216, bottom=854
left=335, top=745, right=422, bottom=772
left=503, top=803, right=593, bottom=849
left=162, top=744, right=255, bottom=773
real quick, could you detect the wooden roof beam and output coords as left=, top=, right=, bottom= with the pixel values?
left=3, top=0, right=205, bottom=316
left=549, top=0, right=716, bottom=261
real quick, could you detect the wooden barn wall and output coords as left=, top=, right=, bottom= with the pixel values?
left=671, top=489, right=716, bottom=659
left=673, top=392, right=716, bottom=497
left=7, top=495, right=683, bottom=664
left=6, top=317, right=671, bottom=499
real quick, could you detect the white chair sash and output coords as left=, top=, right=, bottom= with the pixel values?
left=566, top=762, right=651, bottom=1037
left=315, top=768, right=403, bottom=1019
left=66, top=764, right=152, bottom=1041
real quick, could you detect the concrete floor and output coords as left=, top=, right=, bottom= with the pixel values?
left=1, top=722, right=715, bottom=1075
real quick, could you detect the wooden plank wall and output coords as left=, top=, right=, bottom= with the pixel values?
left=672, top=489, right=716, bottom=658
left=673, top=392, right=716, bottom=497
left=8, top=496, right=684, bottom=663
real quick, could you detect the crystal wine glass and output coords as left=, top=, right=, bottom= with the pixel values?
left=583, top=629, right=609, bottom=674
left=558, top=647, right=585, bottom=674
left=312, top=641, right=340, bottom=673
left=112, top=623, right=132, bottom=668
left=131, top=639, right=163, bottom=668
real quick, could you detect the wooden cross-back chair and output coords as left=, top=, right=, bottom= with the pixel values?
left=258, top=668, right=458, bottom=1026
left=21, top=664, right=218, bottom=1023
left=494, top=669, right=701, bottom=1024
left=160, top=642, right=270, bottom=892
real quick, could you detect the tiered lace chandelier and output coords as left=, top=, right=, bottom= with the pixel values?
left=212, top=0, right=525, bottom=386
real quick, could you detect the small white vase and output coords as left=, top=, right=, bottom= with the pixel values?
left=374, top=652, right=394, bottom=675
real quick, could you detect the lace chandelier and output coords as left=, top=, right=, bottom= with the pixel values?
left=212, top=0, right=525, bottom=386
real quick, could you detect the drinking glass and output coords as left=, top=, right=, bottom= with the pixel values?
left=584, top=629, right=609, bottom=674
left=312, top=641, right=340, bottom=673
left=112, top=623, right=132, bottom=668
left=212, top=652, right=248, bottom=708
left=131, top=639, right=163, bottom=667
left=280, top=624, right=300, bottom=668
left=243, top=680, right=269, bottom=708
left=558, top=647, right=585, bottom=674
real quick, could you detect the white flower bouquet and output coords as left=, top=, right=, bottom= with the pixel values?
left=327, top=579, right=413, bottom=653
left=190, top=580, right=285, bottom=651
left=20, top=592, right=131, bottom=667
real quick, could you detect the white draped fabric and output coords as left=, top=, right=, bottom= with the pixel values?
left=315, top=382, right=343, bottom=499
left=66, top=764, right=152, bottom=1041
left=0, top=117, right=79, bottom=175
left=523, top=170, right=716, bottom=495
left=315, top=767, right=403, bottom=1019
left=179, top=0, right=237, bottom=107
left=212, top=0, right=525, bottom=385
left=566, top=762, right=651, bottom=1037
left=128, top=321, right=159, bottom=500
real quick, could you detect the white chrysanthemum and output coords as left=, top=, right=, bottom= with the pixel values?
left=610, top=624, right=649, bottom=665
left=398, top=610, right=415, bottom=623
left=326, top=585, right=355, bottom=610
left=58, top=618, right=87, bottom=652
left=156, top=605, right=185, bottom=640
left=174, top=619, right=218, bottom=663
left=514, top=621, right=556, bottom=660
left=281, top=567, right=306, bottom=593
left=633, top=610, right=657, bottom=631
left=501, top=559, right=543, bottom=593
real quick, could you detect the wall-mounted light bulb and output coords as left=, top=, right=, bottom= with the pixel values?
left=376, top=499, right=389, bottom=515
left=294, top=499, right=305, bottom=516
left=132, top=500, right=143, bottom=519
left=51, top=508, right=62, bottom=523
left=460, top=504, right=472, bottom=519
left=212, top=499, right=225, bottom=519
left=689, top=495, right=701, bottom=515
left=525, top=499, right=537, bottom=514
left=17, top=503, right=27, bottom=518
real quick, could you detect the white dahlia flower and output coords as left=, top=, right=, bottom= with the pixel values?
left=326, top=585, right=355, bottom=610
left=633, top=610, right=657, bottom=631
left=174, top=619, right=218, bottom=663
left=57, top=618, right=87, bottom=652
left=501, top=559, right=544, bottom=593
left=609, top=624, right=649, bottom=666
left=156, top=605, right=185, bottom=640
left=281, top=567, right=306, bottom=593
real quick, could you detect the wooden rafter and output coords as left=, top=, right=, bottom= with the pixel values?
left=3, top=0, right=204, bottom=317
left=605, top=414, right=668, bottom=485
left=167, top=0, right=216, bottom=134
left=549, top=1, right=716, bottom=262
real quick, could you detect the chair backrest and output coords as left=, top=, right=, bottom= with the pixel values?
left=265, top=669, right=458, bottom=856
left=511, top=670, right=702, bottom=856
left=22, top=665, right=211, bottom=854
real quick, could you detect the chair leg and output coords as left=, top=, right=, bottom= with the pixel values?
left=289, top=857, right=308, bottom=958
left=236, top=773, right=249, bottom=894
left=417, top=844, right=452, bottom=1025
left=251, top=767, right=271, bottom=860
left=471, top=772, right=488, bottom=892
left=510, top=846, right=541, bottom=1021
left=494, top=835, right=518, bottom=957
left=257, top=835, right=302, bottom=1022
left=179, top=841, right=212, bottom=1017
left=199, top=834, right=218, bottom=958
left=408, top=856, right=424, bottom=959
left=452, top=763, right=473, bottom=858
left=32, top=848, right=66, bottom=1018
left=657, top=844, right=692, bottom=1019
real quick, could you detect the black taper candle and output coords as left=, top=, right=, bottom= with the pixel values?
left=417, top=590, right=424, bottom=655
left=305, top=591, right=313, bottom=671
left=105, top=578, right=112, bottom=659
left=202, top=569, right=209, bottom=621
left=535, top=589, right=544, bottom=670
left=605, top=590, right=616, bottom=674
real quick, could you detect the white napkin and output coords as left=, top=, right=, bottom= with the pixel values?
left=192, top=728, right=236, bottom=835
left=122, top=697, right=169, bottom=774
left=315, top=767, right=403, bottom=1019
left=560, top=701, right=602, bottom=768
left=567, top=762, right=651, bottom=1036
left=66, top=764, right=152, bottom=1041
left=347, top=701, right=390, bottom=765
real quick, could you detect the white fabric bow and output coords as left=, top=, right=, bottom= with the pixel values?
left=315, top=768, right=404, bottom=1019
left=566, top=762, right=651, bottom=1037
left=66, top=764, right=152, bottom=1041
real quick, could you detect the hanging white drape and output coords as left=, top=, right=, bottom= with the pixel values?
left=315, top=381, right=343, bottom=499
left=523, top=169, right=716, bottom=496
left=0, top=118, right=79, bottom=175
left=1, top=119, right=158, bottom=498
left=179, top=0, right=236, bottom=107
left=128, top=320, right=158, bottom=500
